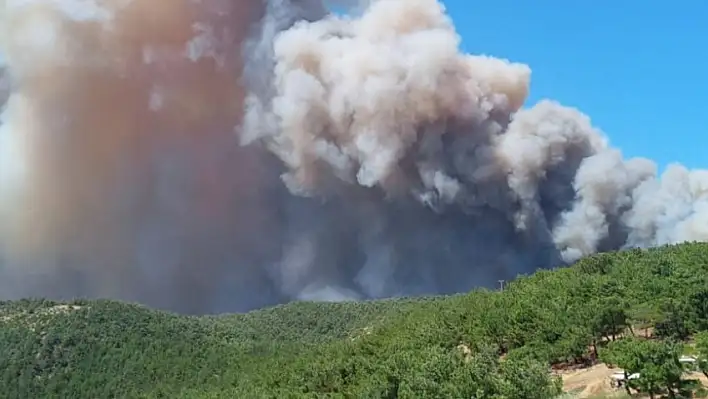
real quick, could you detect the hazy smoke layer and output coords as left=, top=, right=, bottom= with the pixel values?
left=0, top=0, right=705, bottom=314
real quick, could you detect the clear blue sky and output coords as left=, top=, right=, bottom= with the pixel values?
left=442, top=0, right=707, bottom=171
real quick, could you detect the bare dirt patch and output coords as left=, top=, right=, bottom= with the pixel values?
left=559, top=363, right=707, bottom=398
left=560, top=363, right=617, bottom=398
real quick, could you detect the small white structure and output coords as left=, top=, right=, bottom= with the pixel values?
left=680, top=355, right=698, bottom=371
left=610, top=371, right=640, bottom=389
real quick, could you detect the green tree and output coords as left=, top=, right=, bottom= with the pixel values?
left=601, top=337, right=685, bottom=399
left=600, top=338, right=641, bottom=396
left=640, top=340, right=684, bottom=399
left=687, top=288, right=708, bottom=331
left=654, top=300, right=691, bottom=340
left=589, top=294, right=629, bottom=349
left=629, top=302, right=663, bottom=337
left=696, top=331, right=708, bottom=379
left=498, top=354, right=563, bottom=399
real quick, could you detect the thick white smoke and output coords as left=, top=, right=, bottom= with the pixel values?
left=0, top=0, right=705, bottom=313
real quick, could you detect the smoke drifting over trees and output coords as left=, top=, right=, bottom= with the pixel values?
left=0, top=0, right=705, bottom=314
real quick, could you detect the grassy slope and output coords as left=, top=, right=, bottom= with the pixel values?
left=1, top=242, right=708, bottom=398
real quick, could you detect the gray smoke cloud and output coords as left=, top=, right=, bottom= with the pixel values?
left=0, top=0, right=705, bottom=314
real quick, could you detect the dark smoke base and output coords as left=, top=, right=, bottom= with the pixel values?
left=0, top=152, right=579, bottom=316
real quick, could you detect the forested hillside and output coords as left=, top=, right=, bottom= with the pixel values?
left=2, top=242, right=708, bottom=398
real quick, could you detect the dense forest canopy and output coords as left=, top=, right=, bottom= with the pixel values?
left=2, top=242, right=708, bottom=398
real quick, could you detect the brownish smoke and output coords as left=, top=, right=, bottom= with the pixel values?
left=0, top=0, right=286, bottom=312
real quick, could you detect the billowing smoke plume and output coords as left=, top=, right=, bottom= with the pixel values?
left=0, top=0, right=705, bottom=314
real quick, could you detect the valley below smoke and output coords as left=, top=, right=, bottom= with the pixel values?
left=0, top=0, right=706, bottom=314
